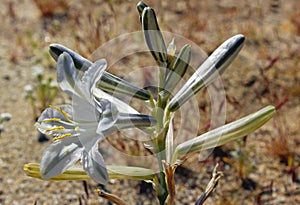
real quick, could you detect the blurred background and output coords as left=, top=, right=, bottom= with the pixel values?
left=0, top=0, right=299, bottom=204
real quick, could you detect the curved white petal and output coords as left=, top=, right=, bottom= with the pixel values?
left=93, top=88, right=138, bottom=114
left=80, top=59, right=107, bottom=98
left=96, top=99, right=118, bottom=134
left=40, top=138, right=83, bottom=179
left=82, top=144, right=108, bottom=184
left=57, top=53, right=81, bottom=97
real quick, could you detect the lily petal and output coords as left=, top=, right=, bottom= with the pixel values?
left=96, top=99, right=119, bottom=134
left=80, top=59, right=107, bottom=98
left=57, top=53, right=81, bottom=98
left=82, top=144, right=108, bottom=184
left=93, top=88, right=139, bottom=114
left=40, top=138, right=83, bottom=179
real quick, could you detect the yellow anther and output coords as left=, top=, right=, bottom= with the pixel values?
left=45, top=126, right=65, bottom=132
left=75, top=126, right=79, bottom=132
left=53, top=133, right=72, bottom=141
left=42, top=118, right=61, bottom=123
left=49, top=105, right=73, bottom=123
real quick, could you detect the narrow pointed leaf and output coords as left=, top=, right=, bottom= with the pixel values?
left=142, top=7, right=168, bottom=66
left=171, top=105, right=275, bottom=165
left=168, top=34, right=245, bottom=112
left=49, top=44, right=150, bottom=100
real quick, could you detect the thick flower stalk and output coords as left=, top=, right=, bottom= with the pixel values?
left=35, top=52, right=156, bottom=184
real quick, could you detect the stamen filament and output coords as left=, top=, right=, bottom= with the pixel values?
left=49, top=105, right=73, bottom=123
left=53, top=133, right=72, bottom=141
left=45, top=126, right=65, bottom=132
left=42, top=118, right=61, bottom=122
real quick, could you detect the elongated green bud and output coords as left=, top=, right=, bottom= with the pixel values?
left=168, top=34, right=245, bottom=112
left=137, top=1, right=148, bottom=22
left=49, top=44, right=151, bottom=100
left=98, top=71, right=151, bottom=100
left=49, top=44, right=91, bottom=71
left=163, top=44, right=191, bottom=96
left=115, top=113, right=157, bottom=129
left=142, top=7, right=168, bottom=66
left=24, top=163, right=156, bottom=181
left=171, top=105, right=275, bottom=165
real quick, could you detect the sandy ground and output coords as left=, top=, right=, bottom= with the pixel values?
left=0, top=0, right=299, bottom=204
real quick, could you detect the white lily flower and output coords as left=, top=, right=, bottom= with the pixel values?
left=36, top=53, right=156, bottom=184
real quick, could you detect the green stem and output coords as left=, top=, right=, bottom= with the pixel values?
left=155, top=99, right=168, bottom=204
left=149, top=95, right=156, bottom=109
left=154, top=61, right=173, bottom=204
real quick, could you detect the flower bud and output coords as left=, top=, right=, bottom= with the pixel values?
left=168, top=34, right=245, bottom=112
left=163, top=44, right=191, bottom=96
left=137, top=1, right=148, bottom=22
left=172, top=105, right=275, bottom=165
left=142, top=7, right=168, bottom=66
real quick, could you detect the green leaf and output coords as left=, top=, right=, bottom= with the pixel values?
left=167, top=34, right=245, bottom=112
left=171, top=105, right=275, bottom=165
left=49, top=44, right=151, bottom=100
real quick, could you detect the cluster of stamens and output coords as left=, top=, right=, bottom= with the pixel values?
left=41, top=105, right=79, bottom=141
